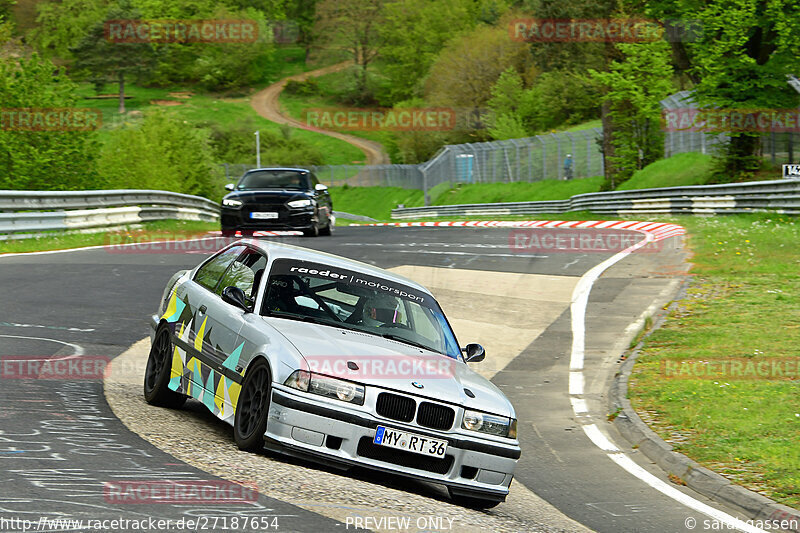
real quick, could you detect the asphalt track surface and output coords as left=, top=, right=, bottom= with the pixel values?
left=0, top=225, right=758, bottom=532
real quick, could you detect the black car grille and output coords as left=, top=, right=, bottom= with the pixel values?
left=376, top=392, right=415, bottom=422
left=417, top=402, right=455, bottom=431
left=375, top=393, right=456, bottom=431
left=356, top=437, right=454, bottom=475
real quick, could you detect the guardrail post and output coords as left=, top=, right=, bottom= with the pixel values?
left=422, top=167, right=430, bottom=206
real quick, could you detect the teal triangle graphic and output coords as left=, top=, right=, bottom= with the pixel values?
left=222, top=343, right=245, bottom=371
left=204, top=370, right=216, bottom=411
left=168, top=374, right=181, bottom=391
left=166, top=297, right=186, bottom=323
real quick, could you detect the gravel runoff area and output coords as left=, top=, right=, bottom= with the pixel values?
left=104, top=339, right=591, bottom=533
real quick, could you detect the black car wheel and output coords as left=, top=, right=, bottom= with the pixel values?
left=144, top=326, right=187, bottom=408
left=221, top=226, right=238, bottom=238
left=234, top=359, right=271, bottom=452
left=302, top=224, right=319, bottom=237
left=319, top=221, right=333, bottom=236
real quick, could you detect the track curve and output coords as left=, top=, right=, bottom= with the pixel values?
left=0, top=225, right=763, bottom=533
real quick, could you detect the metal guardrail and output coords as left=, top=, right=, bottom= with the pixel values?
left=391, top=179, right=800, bottom=219
left=0, top=190, right=220, bottom=239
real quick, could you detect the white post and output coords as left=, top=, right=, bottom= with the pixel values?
left=255, top=131, right=261, bottom=167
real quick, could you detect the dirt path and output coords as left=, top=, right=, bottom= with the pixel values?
left=251, top=61, right=390, bottom=166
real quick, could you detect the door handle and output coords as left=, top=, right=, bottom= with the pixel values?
left=199, top=305, right=207, bottom=314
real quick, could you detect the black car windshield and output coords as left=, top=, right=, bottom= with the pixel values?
left=237, top=170, right=308, bottom=190
left=262, top=259, right=461, bottom=359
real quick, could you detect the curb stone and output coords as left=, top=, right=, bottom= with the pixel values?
left=610, top=296, right=800, bottom=532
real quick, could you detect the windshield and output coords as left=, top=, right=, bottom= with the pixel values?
left=262, top=259, right=461, bottom=359
left=237, top=170, right=308, bottom=190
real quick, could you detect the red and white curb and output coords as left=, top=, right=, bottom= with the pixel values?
left=360, top=220, right=686, bottom=241
left=207, top=230, right=302, bottom=237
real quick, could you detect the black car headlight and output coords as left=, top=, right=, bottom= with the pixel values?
left=287, top=199, right=313, bottom=208
left=462, top=409, right=517, bottom=438
left=222, top=198, right=243, bottom=208
left=285, top=370, right=365, bottom=405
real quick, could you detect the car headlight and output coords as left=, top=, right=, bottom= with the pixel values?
left=284, top=370, right=365, bottom=405
left=222, top=198, right=243, bottom=208
left=287, top=199, right=312, bottom=208
left=462, top=409, right=516, bottom=438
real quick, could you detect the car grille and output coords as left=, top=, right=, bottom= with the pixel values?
left=417, top=402, right=455, bottom=431
left=376, top=392, right=415, bottom=423
left=356, top=437, right=454, bottom=475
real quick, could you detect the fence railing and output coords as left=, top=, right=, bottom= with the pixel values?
left=219, top=92, right=799, bottom=198
left=0, top=190, right=220, bottom=240
left=390, top=179, right=800, bottom=218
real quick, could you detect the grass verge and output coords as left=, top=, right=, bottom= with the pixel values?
left=617, top=153, right=716, bottom=190
left=0, top=220, right=219, bottom=255
left=627, top=214, right=800, bottom=508
left=330, top=186, right=424, bottom=221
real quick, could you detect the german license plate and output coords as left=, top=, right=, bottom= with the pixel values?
left=373, top=426, right=447, bottom=457
left=250, top=212, right=279, bottom=219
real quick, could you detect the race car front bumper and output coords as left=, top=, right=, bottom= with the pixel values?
left=265, top=384, right=520, bottom=501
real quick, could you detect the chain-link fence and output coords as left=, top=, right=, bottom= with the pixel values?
left=220, top=91, right=798, bottom=200
left=420, top=129, right=603, bottom=192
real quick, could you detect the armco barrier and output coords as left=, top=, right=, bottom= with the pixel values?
left=0, top=190, right=220, bottom=239
left=391, top=179, right=800, bottom=219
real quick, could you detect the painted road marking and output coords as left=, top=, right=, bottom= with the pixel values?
left=567, top=235, right=767, bottom=533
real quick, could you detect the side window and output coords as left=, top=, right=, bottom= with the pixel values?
left=194, top=246, right=246, bottom=291
left=216, top=248, right=268, bottom=306
left=310, top=173, right=320, bottom=187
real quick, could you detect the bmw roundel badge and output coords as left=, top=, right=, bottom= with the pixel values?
left=411, top=381, right=424, bottom=389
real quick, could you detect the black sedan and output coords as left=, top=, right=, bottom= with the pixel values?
left=220, top=168, right=334, bottom=237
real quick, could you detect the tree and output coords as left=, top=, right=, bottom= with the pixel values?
left=0, top=1, right=14, bottom=20
left=97, top=111, right=218, bottom=197
left=70, top=1, right=156, bottom=113
left=377, top=0, right=475, bottom=104
left=314, top=0, right=384, bottom=102
left=521, top=0, right=626, bottom=185
left=590, top=41, right=675, bottom=188
left=487, top=68, right=530, bottom=139
left=285, top=0, right=319, bottom=62
left=28, top=0, right=108, bottom=58
left=425, top=25, right=529, bottom=109
left=645, top=0, right=800, bottom=175
left=0, top=53, right=99, bottom=190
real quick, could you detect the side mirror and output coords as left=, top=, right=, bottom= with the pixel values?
left=463, top=343, right=485, bottom=363
left=225, top=183, right=235, bottom=191
left=314, top=183, right=328, bottom=192
left=221, top=286, right=250, bottom=312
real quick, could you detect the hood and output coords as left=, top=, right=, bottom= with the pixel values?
left=265, top=317, right=514, bottom=417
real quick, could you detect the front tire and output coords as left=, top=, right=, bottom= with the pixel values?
left=144, top=326, right=186, bottom=408
left=302, top=224, right=319, bottom=237
left=234, top=359, right=272, bottom=452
